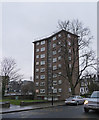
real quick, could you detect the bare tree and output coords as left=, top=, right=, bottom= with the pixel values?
left=21, top=82, right=35, bottom=96
left=1, top=57, right=23, bottom=96
left=57, top=19, right=96, bottom=95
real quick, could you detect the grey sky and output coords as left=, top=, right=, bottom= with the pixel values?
left=2, top=2, right=97, bottom=80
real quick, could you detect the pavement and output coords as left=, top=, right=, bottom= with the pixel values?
left=0, top=101, right=65, bottom=114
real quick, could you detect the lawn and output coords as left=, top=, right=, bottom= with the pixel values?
left=0, top=99, right=47, bottom=105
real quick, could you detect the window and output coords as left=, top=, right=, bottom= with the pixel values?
left=53, top=43, right=56, bottom=48
left=36, top=55, right=39, bottom=58
left=58, top=80, right=62, bottom=84
left=40, top=89, right=45, bottom=93
left=58, top=72, right=62, bottom=76
left=53, top=51, right=56, bottom=55
left=40, top=54, right=45, bottom=58
left=36, top=49, right=39, bottom=52
left=36, top=68, right=39, bottom=72
left=53, top=89, right=57, bottom=93
left=68, top=56, right=71, bottom=61
left=58, top=34, right=61, bottom=37
left=53, top=81, right=57, bottom=85
left=36, top=42, right=39, bottom=46
left=58, top=48, right=61, bottom=53
left=41, top=47, right=45, bottom=52
left=58, top=64, right=62, bottom=68
left=53, top=65, right=57, bottom=70
left=68, top=41, right=71, bottom=46
left=40, top=75, right=45, bottom=79
left=36, top=89, right=39, bottom=93
left=40, top=82, right=45, bottom=86
left=58, top=56, right=61, bottom=60
left=69, top=49, right=71, bottom=53
left=41, top=40, right=45, bottom=45
left=58, top=88, right=62, bottom=92
left=68, top=87, right=71, bottom=92
left=69, top=64, right=72, bottom=68
left=53, top=58, right=57, bottom=63
left=36, top=75, right=39, bottom=79
left=53, top=74, right=57, bottom=78
left=58, top=41, right=61, bottom=45
left=36, top=62, right=39, bottom=65
left=40, top=68, right=45, bottom=72
left=35, top=82, right=39, bottom=86
left=67, top=34, right=71, bottom=38
left=52, top=36, right=56, bottom=41
left=41, top=61, right=45, bottom=65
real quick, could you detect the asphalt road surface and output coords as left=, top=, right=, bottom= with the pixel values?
left=2, top=105, right=99, bottom=119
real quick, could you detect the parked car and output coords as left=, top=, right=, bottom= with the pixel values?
left=84, top=91, right=99, bottom=113
left=65, top=95, right=85, bottom=105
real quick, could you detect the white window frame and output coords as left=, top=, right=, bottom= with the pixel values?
left=36, top=49, right=39, bottom=52
left=52, top=36, right=56, bottom=41
left=53, top=51, right=57, bottom=55
left=69, top=49, right=71, bottom=53
left=53, top=88, right=57, bottom=93
left=53, top=65, right=57, bottom=70
left=41, top=40, right=45, bottom=45
left=35, top=82, right=39, bottom=86
left=58, top=56, right=61, bottom=60
left=58, top=80, right=62, bottom=84
left=36, top=62, right=39, bottom=65
left=40, top=68, right=45, bottom=72
left=69, top=64, right=72, bottom=68
left=58, top=64, right=62, bottom=68
left=40, top=82, right=45, bottom=86
left=58, top=72, right=62, bottom=76
left=58, top=48, right=61, bottom=53
left=53, top=43, right=56, bottom=48
left=58, top=41, right=61, bottom=45
left=40, top=75, right=45, bottom=79
left=36, top=42, right=39, bottom=46
left=58, top=34, right=61, bottom=37
left=40, top=89, right=45, bottom=93
left=68, top=41, right=71, bottom=46
left=58, top=88, right=62, bottom=92
left=36, top=68, right=39, bottom=72
left=53, top=74, right=57, bottom=78
left=36, top=55, right=39, bottom=58
left=40, top=54, right=45, bottom=58
left=53, top=58, right=57, bottom=63
left=41, top=61, right=45, bottom=65
left=68, top=56, right=71, bottom=61
left=67, top=34, right=71, bottom=38
left=36, top=75, right=39, bottom=79
left=41, top=47, right=45, bottom=52
left=53, top=81, right=57, bottom=86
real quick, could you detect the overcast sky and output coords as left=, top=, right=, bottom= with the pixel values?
left=2, top=2, right=97, bottom=80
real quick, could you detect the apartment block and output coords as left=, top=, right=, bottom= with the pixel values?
left=33, top=30, right=80, bottom=100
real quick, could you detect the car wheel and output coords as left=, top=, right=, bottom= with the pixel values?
left=84, top=108, right=89, bottom=113
left=76, top=101, right=79, bottom=106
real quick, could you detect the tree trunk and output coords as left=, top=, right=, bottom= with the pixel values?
left=71, top=86, right=75, bottom=95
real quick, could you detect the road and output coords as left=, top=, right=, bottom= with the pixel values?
left=2, top=105, right=99, bottom=119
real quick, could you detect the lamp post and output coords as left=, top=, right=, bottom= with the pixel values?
left=52, top=86, right=54, bottom=105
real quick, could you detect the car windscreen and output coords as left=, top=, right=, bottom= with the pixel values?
left=67, top=96, right=74, bottom=100
left=91, top=92, right=99, bottom=98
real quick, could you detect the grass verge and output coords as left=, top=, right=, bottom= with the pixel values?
left=0, top=99, right=47, bottom=105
